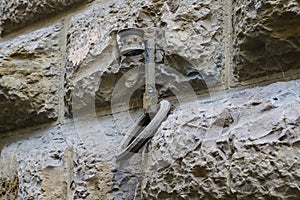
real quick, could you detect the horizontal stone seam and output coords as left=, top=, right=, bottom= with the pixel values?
left=0, top=0, right=101, bottom=41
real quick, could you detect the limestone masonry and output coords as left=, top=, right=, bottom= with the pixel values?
left=0, top=0, right=300, bottom=199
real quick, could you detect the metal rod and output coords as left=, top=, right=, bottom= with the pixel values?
left=143, top=37, right=158, bottom=115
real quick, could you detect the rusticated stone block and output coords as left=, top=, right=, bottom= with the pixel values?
left=0, top=0, right=91, bottom=36
left=142, top=79, right=300, bottom=199
left=0, top=109, right=142, bottom=199
left=0, top=24, right=62, bottom=133
left=230, top=144, right=300, bottom=199
left=66, top=0, right=225, bottom=114
left=233, top=0, right=300, bottom=82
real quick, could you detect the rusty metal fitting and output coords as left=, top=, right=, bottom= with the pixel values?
left=117, top=28, right=145, bottom=56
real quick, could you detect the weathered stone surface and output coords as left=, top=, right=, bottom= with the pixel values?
left=142, top=79, right=300, bottom=199
left=0, top=24, right=62, bottom=133
left=0, top=0, right=91, bottom=35
left=233, top=0, right=300, bottom=82
left=69, top=110, right=143, bottom=199
left=0, top=150, right=18, bottom=199
left=0, top=109, right=143, bottom=199
left=1, top=131, right=67, bottom=199
left=2, top=0, right=300, bottom=199
left=66, top=0, right=225, bottom=114
left=0, top=174, right=18, bottom=200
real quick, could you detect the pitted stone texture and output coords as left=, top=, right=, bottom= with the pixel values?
left=230, top=144, right=300, bottom=199
left=0, top=0, right=91, bottom=35
left=69, top=111, right=143, bottom=200
left=66, top=0, right=225, bottom=113
left=156, top=0, right=225, bottom=83
left=3, top=128, right=69, bottom=199
left=233, top=0, right=300, bottom=82
left=0, top=24, right=62, bottom=133
left=142, top=79, right=300, bottom=199
left=0, top=150, right=18, bottom=199
left=66, top=0, right=144, bottom=74
left=0, top=109, right=143, bottom=199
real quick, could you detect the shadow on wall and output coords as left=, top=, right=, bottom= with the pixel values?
left=233, top=0, right=300, bottom=81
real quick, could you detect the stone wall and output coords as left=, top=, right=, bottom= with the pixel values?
left=142, top=79, right=300, bottom=199
left=0, top=0, right=299, bottom=199
left=233, top=0, right=300, bottom=83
